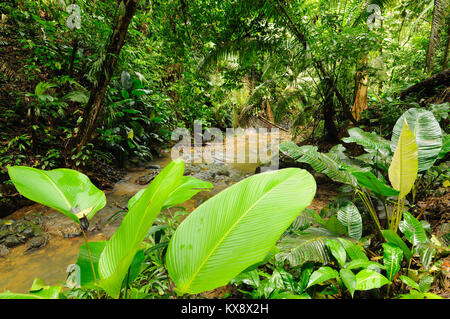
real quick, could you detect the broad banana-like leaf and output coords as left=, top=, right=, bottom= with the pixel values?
left=388, top=119, right=418, bottom=198
left=391, top=108, right=442, bottom=171
left=166, top=168, right=316, bottom=294
left=98, top=159, right=185, bottom=298
left=75, top=241, right=106, bottom=288
left=128, top=176, right=213, bottom=210
left=336, top=200, right=362, bottom=239
left=7, top=166, right=106, bottom=223
left=382, top=243, right=403, bottom=281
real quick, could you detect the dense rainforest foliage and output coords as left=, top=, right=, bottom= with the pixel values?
left=0, top=0, right=449, bottom=301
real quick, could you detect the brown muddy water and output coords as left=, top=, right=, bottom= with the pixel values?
left=0, top=130, right=335, bottom=293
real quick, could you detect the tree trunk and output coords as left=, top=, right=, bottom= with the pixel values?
left=323, top=77, right=338, bottom=142
left=426, top=0, right=447, bottom=74
left=443, top=24, right=450, bottom=70
left=70, top=0, right=139, bottom=153
left=266, top=99, right=274, bottom=122
left=352, top=57, right=368, bottom=121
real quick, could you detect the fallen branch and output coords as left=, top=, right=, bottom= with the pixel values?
left=400, top=69, right=450, bottom=100
left=257, top=115, right=289, bottom=132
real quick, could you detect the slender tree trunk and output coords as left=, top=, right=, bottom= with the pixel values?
left=323, top=77, right=338, bottom=142
left=426, top=0, right=446, bottom=74
left=70, top=0, right=139, bottom=153
left=443, top=24, right=450, bottom=70
left=266, top=99, right=274, bottom=122
left=352, top=57, right=368, bottom=121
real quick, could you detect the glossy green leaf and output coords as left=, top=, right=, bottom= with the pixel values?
left=351, top=171, right=399, bottom=197
left=399, top=275, right=420, bottom=290
left=326, top=238, right=347, bottom=266
left=381, top=229, right=412, bottom=260
left=306, top=266, right=339, bottom=288
left=7, top=166, right=106, bottom=223
left=382, top=243, right=403, bottom=281
left=29, top=278, right=63, bottom=299
left=340, top=268, right=356, bottom=298
left=391, top=108, right=443, bottom=171
left=167, top=168, right=316, bottom=294
left=344, top=259, right=385, bottom=271
left=98, top=159, right=185, bottom=298
left=355, top=269, right=390, bottom=291
left=338, top=238, right=369, bottom=261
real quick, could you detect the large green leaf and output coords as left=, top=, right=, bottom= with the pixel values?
left=128, top=176, right=213, bottom=210
left=351, top=171, right=399, bottom=197
left=75, top=241, right=106, bottom=288
left=166, top=168, right=316, bottom=294
left=388, top=119, right=418, bottom=198
left=382, top=243, right=403, bottom=281
left=98, top=159, right=185, bottom=298
left=391, top=108, right=443, bottom=171
left=336, top=200, right=362, bottom=239
left=7, top=166, right=106, bottom=223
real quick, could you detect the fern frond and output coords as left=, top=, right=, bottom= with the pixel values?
left=276, top=227, right=333, bottom=267
left=342, top=127, right=392, bottom=158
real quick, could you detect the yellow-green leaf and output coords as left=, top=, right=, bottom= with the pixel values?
left=388, top=119, right=418, bottom=198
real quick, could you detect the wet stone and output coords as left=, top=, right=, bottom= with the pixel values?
left=26, top=235, right=48, bottom=251
left=0, top=244, right=9, bottom=257
left=0, top=229, right=12, bottom=241
left=24, top=212, right=44, bottom=225
left=135, top=170, right=160, bottom=185
left=3, top=235, right=23, bottom=248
